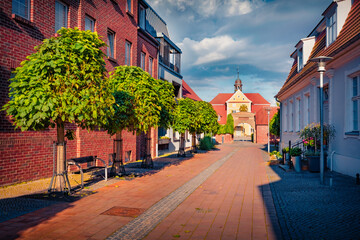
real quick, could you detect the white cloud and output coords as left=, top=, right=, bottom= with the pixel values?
left=149, top=0, right=264, bottom=18
left=184, top=74, right=282, bottom=104
left=178, top=35, right=292, bottom=73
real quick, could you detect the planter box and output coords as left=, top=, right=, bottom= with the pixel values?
left=307, top=156, right=320, bottom=172
left=158, top=138, right=170, bottom=145
left=291, top=156, right=302, bottom=172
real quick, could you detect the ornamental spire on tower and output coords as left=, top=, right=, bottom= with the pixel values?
left=234, top=67, right=243, bottom=92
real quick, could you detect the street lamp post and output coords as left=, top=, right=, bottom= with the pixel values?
left=309, top=56, right=332, bottom=185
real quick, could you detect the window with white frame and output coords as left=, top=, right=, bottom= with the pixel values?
left=326, top=10, right=337, bottom=46
left=107, top=29, right=115, bottom=58
left=296, top=98, right=301, bottom=131
left=12, top=0, right=30, bottom=20
left=139, top=4, right=146, bottom=29
left=149, top=57, right=153, bottom=76
left=140, top=52, right=145, bottom=70
left=127, top=0, right=132, bottom=13
left=55, top=1, right=68, bottom=33
left=297, top=48, right=303, bottom=72
left=125, top=41, right=131, bottom=65
left=85, top=15, right=95, bottom=32
left=304, top=94, right=310, bottom=126
left=351, top=76, right=359, bottom=132
left=283, top=103, right=287, bottom=132
left=289, top=101, right=294, bottom=131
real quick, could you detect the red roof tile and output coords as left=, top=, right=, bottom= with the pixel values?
left=210, top=93, right=270, bottom=105
left=209, top=93, right=233, bottom=104
left=212, top=105, right=227, bottom=124
left=244, top=93, right=270, bottom=105
left=277, top=0, right=360, bottom=98
left=255, top=107, right=279, bottom=125
left=182, top=80, right=202, bottom=101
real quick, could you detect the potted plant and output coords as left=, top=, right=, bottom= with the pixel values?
left=282, top=147, right=290, bottom=164
left=304, top=150, right=320, bottom=172
left=299, top=123, right=335, bottom=172
left=290, top=147, right=302, bottom=172
left=158, top=136, right=171, bottom=145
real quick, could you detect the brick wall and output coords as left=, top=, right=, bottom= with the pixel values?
left=256, top=125, right=269, bottom=144
left=0, top=0, right=158, bottom=187
left=215, top=134, right=233, bottom=144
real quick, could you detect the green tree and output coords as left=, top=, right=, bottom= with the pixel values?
left=107, top=66, right=175, bottom=169
left=193, top=101, right=219, bottom=152
left=2, top=28, right=114, bottom=190
left=173, top=98, right=197, bottom=156
left=218, top=114, right=234, bottom=135
left=270, top=110, right=280, bottom=137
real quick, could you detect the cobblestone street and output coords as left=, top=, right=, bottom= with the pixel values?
left=1, top=142, right=360, bottom=239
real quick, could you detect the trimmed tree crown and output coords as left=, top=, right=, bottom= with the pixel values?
left=3, top=27, right=114, bottom=132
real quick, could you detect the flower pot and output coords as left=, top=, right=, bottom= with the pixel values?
left=307, top=156, right=320, bottom=172
left=158, top=138, right=170, bottom=145
left=291, top=156, right=302, bottom=172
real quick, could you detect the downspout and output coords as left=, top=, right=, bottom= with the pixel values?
left=330, top=151, right=336, bottom=172
left=277, top=98, right=282, bottom=150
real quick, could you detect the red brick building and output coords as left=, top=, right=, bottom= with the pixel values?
left=0, top=0, right=164, bottom=186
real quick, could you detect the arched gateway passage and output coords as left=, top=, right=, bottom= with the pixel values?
left=232, top=112, right=256, bottom=142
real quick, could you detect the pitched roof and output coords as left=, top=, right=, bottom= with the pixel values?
left=182, top=80, right=202, bottom=101
left=276, top=0, right=360, bottom=98
left=210, top=93, right=233, bottom=104
left=210, top=92, right=270, bottom=105
left=212, top=105, right=227, bottom=124
left=244, top=93, right=270, bottom=105
left=255, top=107, right=279, bottom=125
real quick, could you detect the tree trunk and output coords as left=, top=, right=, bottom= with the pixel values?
left=144, top=130, right=153, bottom=168
left=55, top=121, right=66, bottom=191
left=178, top=133, right=186, bottom=157
left=110, top=131, right=124, bottom=176
left=192, top=133, right=197, bottom=153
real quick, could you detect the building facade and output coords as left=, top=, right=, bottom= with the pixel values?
left=0, top=0, right=168, bottom=186
left=276, top=0, right=360, bottom=177
left=211, top=76, right=278, bottom=144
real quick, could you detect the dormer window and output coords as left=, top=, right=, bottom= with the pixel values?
left=326, top=10, right=337, bottom=46
left=297, top=48, right=303, bottom=72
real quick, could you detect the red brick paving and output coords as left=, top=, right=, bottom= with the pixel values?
left=0, top=143, right=279, bottom=240
left=143, top=143, right=277, bottom=240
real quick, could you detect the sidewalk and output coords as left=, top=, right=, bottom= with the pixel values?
left=265, top=161, right=360, bottom=240
left=0, top=144, right=238, bottom=239
left=2, top=142, right=358, bottom=240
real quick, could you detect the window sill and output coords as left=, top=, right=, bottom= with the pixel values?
left=345, top=131, right=359, bottom=136
left=12, top=14, right=35, bottom=27
left=126, top=11, right=134, bottom=18
left=107, top=57, right=117, bottom=63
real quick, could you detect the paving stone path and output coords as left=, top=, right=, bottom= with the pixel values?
left=107, top=149, right=238, bottom=240
left=265, top=162, right=360, bottom=240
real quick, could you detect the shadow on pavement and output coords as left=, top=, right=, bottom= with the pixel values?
left=259, top=148, right=360, bottom=240
left=0, top=147, right=221, bottom=238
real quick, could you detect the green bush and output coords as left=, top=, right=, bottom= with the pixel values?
left=199, top=136, right=214, bottom=150
left=270, top=150, right=282, bottom=158
left=290, top=147, right=302, bottom=156
left=282, top=147, right=289, bottom=153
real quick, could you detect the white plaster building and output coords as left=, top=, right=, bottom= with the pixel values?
left=276, top=0, right=360, bottom=177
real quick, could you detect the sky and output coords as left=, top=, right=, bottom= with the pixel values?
left=146, top=0, right=332, bottom=105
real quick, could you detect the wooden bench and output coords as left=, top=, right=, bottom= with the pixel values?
left=67, top=156, right=108, bottom=189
